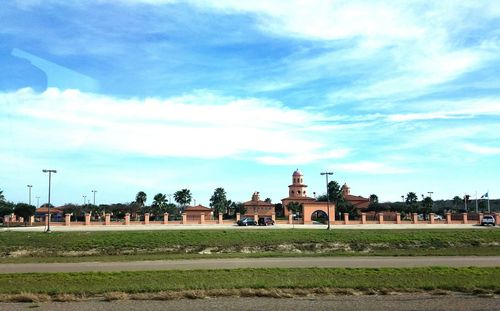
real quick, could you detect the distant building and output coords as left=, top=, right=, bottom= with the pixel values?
left=282, top=169, right=335, bottom=224
left=341, top=183, right=370, bottom=212
left=184, top=205, right=212, bottom=221
left=242, top=192, right=274, bottom=217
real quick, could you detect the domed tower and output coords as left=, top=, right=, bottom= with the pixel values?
left=288, top=169, right=308, bottom=198
left=341, top=183, right=350, bottom=197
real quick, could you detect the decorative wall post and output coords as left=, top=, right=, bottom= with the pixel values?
left=446, top=212, right=452, bottom=224
left=412, top=213, right=418, bottom=224
left=343, top=213, right=349, bottom=225
left=29, top=215, right=35, bottom=226
left=182, top=213, right=187, bottom=224
left=85, top=213, right=91, bottom=226
left=429, top=213, right=435, bottom=224
left=144, top=213, right=150, bottom=225
left=254, top=214, right=259, bottom=222
left=125, top=213, right=130, bottom=225
left=396, top=213, right=401, bottom=224
left=64, top=214, right=71, bottom=226
left=378, top=213, right=384, bottom=224
left=218, top=213, right=223, bottom=224
left=271, top=212, right=276, bottom=222
left=105, top=213, right=111, bottom=226
left=462, top=213, right=468, bottom=224
left=361, top=213, right=366, bottom=224
left=479, top=213, right=483, bottom=224
left=236, top=213, right=241, bottom=222
left=200, top=213, right=205, bottom=224
left=494, top=213, right=500, bottom=225
left=163, top=213, right=169, bottom=225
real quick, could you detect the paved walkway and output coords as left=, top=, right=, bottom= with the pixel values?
left=1, top=256, right=499, bottom=274
left=1, top=223, right=494, bottom=232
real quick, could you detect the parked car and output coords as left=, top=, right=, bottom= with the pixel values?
left=258, top=217, right=275, bottom=226
left=237, top=218, right=258, bottom=226
left=434, top=214, right=443, bottom=221
left=481, top=215, right=496, bottom=226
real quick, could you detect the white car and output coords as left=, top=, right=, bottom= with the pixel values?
left=434, top=214, right=443, bottom=221
left=481, top=215, right=496, bottom=226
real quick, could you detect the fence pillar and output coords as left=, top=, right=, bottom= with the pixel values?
left=361, top=213, right=366, bottom=224
left=254, top=214, right=259, bottom=222
left=200, top=213, right=205, bottom=224
left=412, top=213, right=418, bottom=224
left=429, top=213, right=435, bottom=224
left=288, top=213, right=293, bottom=224
left=495, top=213, right=500, bottom=225
left=85, top=213, right=91, bottom=225
left=271, top=213, right=276, bottom=222
left=479, top=213, right=484, bottom=224
left=29, top=215, right=34, bottom=226
left=125, top=213, right=130, bottom=225
left=462, top=213, right=468, bottom=224
left=446, top=212, right=452, bottom=224
left=218, top=213, right=223, bottom=224
left=378, top=213, right=384, bottom=224
left=396, top=213, right=401, bottom=224
left=64, top=214, right=71, bottom=226
left=105, top=213, right=111, bottom=226
left=343, top=213, right=349, bottom=225
left=182, top=213, right=187, bottom=224
left=236, top=213, right=241, bottom=222
left=144, top=213, right=150, bottom=225
left=163, top=213, right=169, bottom=225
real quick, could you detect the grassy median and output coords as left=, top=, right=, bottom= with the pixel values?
left=1, top=229, right=499, bottom=263
left=0, top=267, right=498, bottom=302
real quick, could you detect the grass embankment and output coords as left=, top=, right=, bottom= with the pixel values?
left=0, top=229, right=498, bottom=263
left=0, top=267, right=498, bottom=302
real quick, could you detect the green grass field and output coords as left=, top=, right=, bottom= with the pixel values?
left=0, top=267, right=498, bottom=300
left=0, top=229, right=498, bottom=263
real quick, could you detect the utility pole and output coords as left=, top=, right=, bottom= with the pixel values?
left=27, top=185, right=32, bottom=206
left=42, top=169, right=57, bottom=233
left=320, top=171, right=334, bottom=230
left=91, top=190, right=97, bottom=205
left=83, top=195, right=87, bottom=205
left=36, top=196, right=40, bottom=208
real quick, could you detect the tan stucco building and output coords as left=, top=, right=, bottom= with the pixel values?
left=282, top=169, right=336, bottom=224
left=242, top=192, right=274, bottom=217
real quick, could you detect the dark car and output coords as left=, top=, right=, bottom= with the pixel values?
left=258, top=217, right=275, bottom=226
left=481, top=215, right=496, bottom=226
left=237, top=218, right=258, bottom=226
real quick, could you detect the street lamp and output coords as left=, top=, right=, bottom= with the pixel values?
left=42, top=169, right=57, bottom=233
left=35, top=196, right=40, bottom=208
left=91, top=190, right=97, bottom=206
left=27, top=185, right=32, bottom=206
left=320, top=171, right=334, bottom=230
left=83, top=195, right=87, bottom=205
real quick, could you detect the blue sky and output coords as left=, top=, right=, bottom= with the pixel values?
left=1, top=0, right=499, bottom=206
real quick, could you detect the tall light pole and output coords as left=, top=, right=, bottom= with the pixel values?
left=91, top=190, right=97, bottom=205
left=83, top=195, right=87, bottom=205
left=36, top=196, right=40, bottom=208
left=42, top=169, right=57, bottom=233
left=27, top=185, right=32, bottom=206
left=320, top=171, right=334, bottom=230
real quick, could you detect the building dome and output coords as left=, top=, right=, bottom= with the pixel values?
left=292, top=169, right=303, bottom=176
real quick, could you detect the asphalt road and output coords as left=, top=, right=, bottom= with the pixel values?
left=1, top=256, right=499, bottom=274
left=1, top=294, right=498, bottom=311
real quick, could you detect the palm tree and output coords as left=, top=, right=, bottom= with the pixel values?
left=174, top=189, right=192, bottom=207
left=0, top=189, right=5, bottom=202
left=151, top=193, right=167, bottom=219
left=135, top=191, right=147, bottom=207
left=209, top=187, right=228, bottom=217
left=369, top=194, right=379, bottom=204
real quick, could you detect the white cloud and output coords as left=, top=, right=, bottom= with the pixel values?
left=257, top=149, right=350, bottom=165
left=333, top=161, right=413, bottom=174
left=463, top=144, right=500, bottom=155
left=0, top=88, right=348, bottom=162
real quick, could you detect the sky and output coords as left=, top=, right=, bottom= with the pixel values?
left=1, top=0, right=499, bottom=206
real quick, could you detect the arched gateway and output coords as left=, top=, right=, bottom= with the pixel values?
left=282, top=169, right=335, bottom=224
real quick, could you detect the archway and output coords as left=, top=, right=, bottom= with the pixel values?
left=311, top=210, right=328, bottom=224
